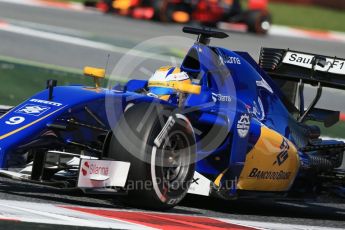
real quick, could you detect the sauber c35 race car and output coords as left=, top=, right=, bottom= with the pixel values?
left=0, top=27, right=345, bottom=210
left=95, top=0, right=271, bottom=34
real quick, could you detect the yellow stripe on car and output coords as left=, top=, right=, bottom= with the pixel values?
left=0, top=106, right=67, bottom=140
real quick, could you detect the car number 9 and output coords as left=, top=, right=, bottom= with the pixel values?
left=5, top=116, right=25, bottom=125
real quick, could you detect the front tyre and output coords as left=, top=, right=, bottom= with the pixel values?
left=107, top=103, right=196, bottom=210
left=246, top=10, right=271, bottom=34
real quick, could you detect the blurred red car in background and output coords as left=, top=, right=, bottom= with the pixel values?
left=96, top=0, right=271, bottom=34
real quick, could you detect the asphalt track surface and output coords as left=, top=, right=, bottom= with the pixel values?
left=0, top=2, right=344, bottom=69
left=0, top=1, right=345, bottom=229
left=0, top=1, right=344, bottom=111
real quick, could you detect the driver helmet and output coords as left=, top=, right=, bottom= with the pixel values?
left=148, top=66, right=190, bottom=100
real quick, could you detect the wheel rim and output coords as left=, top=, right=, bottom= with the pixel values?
left=261, top=20, right=271, bottom=32
left=159, top=131, right=191, bottom=190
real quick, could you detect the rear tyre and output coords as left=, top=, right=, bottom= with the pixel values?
left=151, top=0, right=164, bottom=21
left=246, top=10, right=271, bottom=34
left=103, top=0, right=114, bottom=13
left=106, top=103, right=196, bottom=210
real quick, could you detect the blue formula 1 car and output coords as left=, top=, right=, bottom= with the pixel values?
left=0, top=27, right=345, bottom=210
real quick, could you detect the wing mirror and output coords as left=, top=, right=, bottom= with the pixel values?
left=84, top=66, right=105, bottom=88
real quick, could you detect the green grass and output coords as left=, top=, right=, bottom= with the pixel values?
left=0, top=59, right=92, bottom=105
left=269, top=2, right=345, bottom=32
left=0, top=56, right=126, bottom=106
left=308, top=121, right=345, bottom=139
left=323, top=121, right=345, bottom=139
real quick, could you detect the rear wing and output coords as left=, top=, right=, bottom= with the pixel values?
left=259, top=48, right=345, bottom=90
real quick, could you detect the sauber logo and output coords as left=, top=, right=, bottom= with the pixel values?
left=15, top=104, right=50, bottom=116
left=283, top=51, right=345, bottom=75
left=237, top=114, right=250, bottom=138
left=81, top=161, right=109, bottom=177
left=273, top=139, right=289, bottom=166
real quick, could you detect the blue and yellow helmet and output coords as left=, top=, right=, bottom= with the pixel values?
left=148, top=66, right=191, bottom=97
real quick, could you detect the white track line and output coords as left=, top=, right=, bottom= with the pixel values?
left=0, top=199, right=342, bottom=230
left=5, top=18, right=91, bottom=37
left=269, top=25, right=345, bottom=43
left=0, top=0, right=85, bottom=11
left=0, top=21, right=169, bottom=61
left=322, top=136, right=345, bottom=142
left=219, top=218, right=344, bottom=230
left=0, top=202, right=152, bottom=229
left=0, top=23, right=126, bottom=52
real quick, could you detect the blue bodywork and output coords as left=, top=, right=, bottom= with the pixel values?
left=0, top=40, right=343, bottom=197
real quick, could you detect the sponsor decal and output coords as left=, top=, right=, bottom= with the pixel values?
left=248, top=168, right=292, bottom=180
left=81, top=160, right=109, bottom=177
left=256, top=78, right=273, bottom=94
left=252, top=97, right=265, bottom=120
left=274, top=139, right=289, bottom=166
left=237, top=114, right=250, bottom=138
left=211, top=93, right=232, bottom=102
left=283, top=51, right=345, bottom=75
left=78, top=159, right=130, bottom=188
left=15, top=104, right=50, bottom=116
left=191, top=177, right=200, bottom=185
left=154, top=116, right=175, bottom=147
left=29, top=99, right=62, bottom=107
left=224, top=56, right=241, bottom=65
left=187, top=171, right=211, bottom=196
